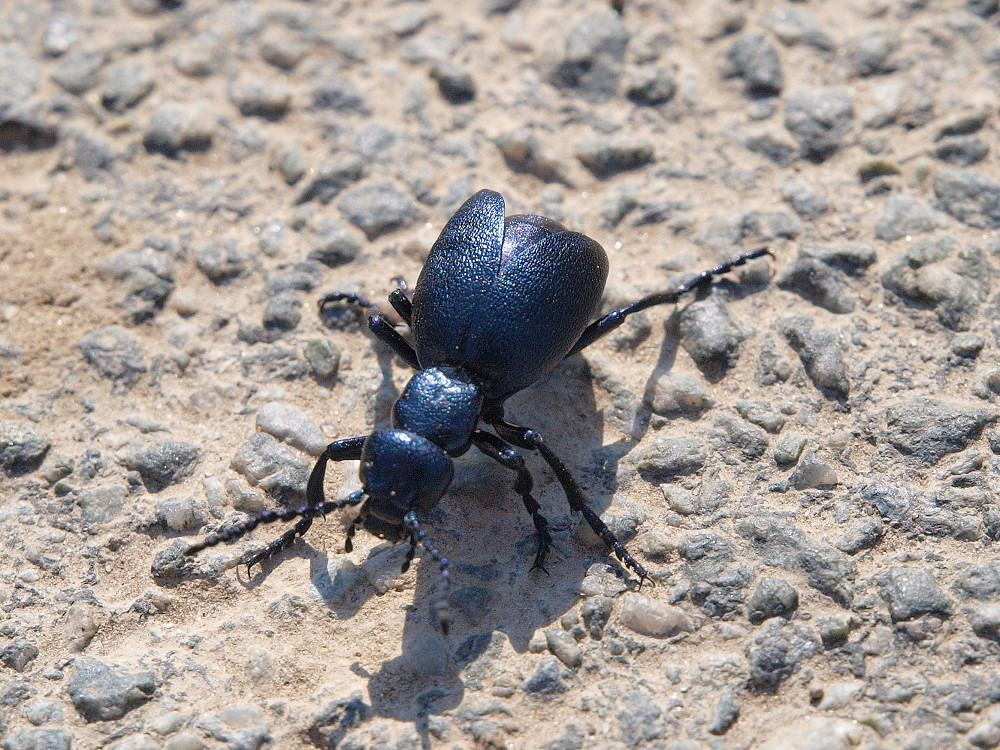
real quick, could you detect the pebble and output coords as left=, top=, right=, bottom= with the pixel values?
left=41, top=15, right=77, bottom=57
left=102, top=59, right=155, bottom=112
left=338, top=181, right=418, bottom=240
left=25, top=699, right=63, bottom=725
left=618, top=690, right=666, bottom=747
left=118, top=440, right=201, bottom=493
left=790, top=450, right=838, bottom=489
left=626, top=65, right=677, bottom=105
left=874, top=194, right=949, bottom=241
left=79, top=326, right=148, bottom=386
left=309, top=72, right=367, bottom=113
left=878, top=567, right=954, bottom=622
left=259, top=28, right=308, bottom=70
left=678, top=293, right=746, bottom=376
left=230, top=432, right=302, bottom=484
left=0, top=422, right=51, bottom=475
left=780, top=317, right=849, bottom=400
left=143, top=104, right=216, bottom=156
left=969, top=604, right=1000, bottom=640
left=51, top=51, right=104, bottom=94
left=550, top=10, right=629, bottom=100
left=707, top=687, right=740, bottom=735
left=430, top=61, right=476, bottom=104
left=935, top=135, right=989, bottom=166
left=521, top=657, right=570, bottom=697
left=256, top=402, right=327, bottom=456
left=969, top=705, right=1000, bottom=749
left=634, top=436, right=706, bottom=480
left=303, top=339, right=341, bottom=380
left=67, top=657, right=156, bottom=721
left=760, top=7, right=834, bottom=49
left=494, top=127, right=572, bottom=184
left=724, top=34, right=783, bottom=97
left=835, top=517, right=884, bottom=555
left=619, top=592, right=693, bottom=637
left=735, top=401, right=784, bottom=433
left=781, top=178, right=829, bottom=220
left=777, top=256, right=856, bottom=314
left=295, top=155, right=365, bottom=205
left=757, top=717, right=860, bottom=750
left=817, top=614, right=859, bottom=648
left=230, top=77, right=292, bottom=119
left=262, top=293, right=302, bottom=332
left=844, top=29, right=898, bottom=77
left=197, top=704, right=271, bottom=750
left=784, top=88, right=854, bottom=162
left=308, top=221, right=363, bottom=267
left=746, top=619, right=819, bottom=692
left=645, top=372, right=713, bottom=416
left=546, top=628, right=582, bottom=669
left=98, top=247, right=176, bottom=323
left=881, top=399, right=997, bottom=467
left=747, top=577, right=799, bottom=624
left=712, top=412, right=769, bottom=462
left=575, top=136, right=654, bottom=178
left=195, top=238, right=248, bottom=283
left=155, top=494, right=205, bottom=532
left=5, top=728, right=72, bottom=750
left=934, top=169, right=1000, bottom=228
left=77, top=484, right=127, bottom=526
left=1, top=639, right=39, bottom=671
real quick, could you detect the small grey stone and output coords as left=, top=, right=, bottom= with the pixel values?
left=724, top=34, right=783, bottom=97
left=784, top=88, right=854, bottom=162
left=68, top=657, right=156, bottom=722
left=773, top=431, right=806, bottom=467
left=575, top=136, right=654, bottom=178
left=707, top=687, right=741, bottom=735
left=0, top=422, right=51, bottom=476
left=679, top=294, right=745, bottom=376
left=522, top=657, right=569, bottom=697
left=881, top=399, right=997, bottom=467
left=546, top=628, right=582, bottom=669
left=259, top=28, right=308, bottom=70
left=878, top=567, right=954, bottom=622
left=679, top=531, right=753, bottom=616
left=173, top=33, right=221, bottom=77
left=295, top=155, right=365, bottom=205
left=304, top=339, right=341, bottom=380
left=626, top=65, right=677, bottom=105
left=265, top=262, right=324, bottom=296
left=51, top=51, right=104, bottom=94
left=338, top=181, right=418, bottom=240
left=262, top=293, right=302, bottom=332
left=195, top=239, right=248, bottom=283
left=790, top=449, right=838, bottom=489
left=781, top=178, right=829, bottom=220
left=25, top=699, right=63, bottom=726
left=102, top=59, right=155, bottom=112
left=271, top=141, right=307, bottom=185
left=618, top=690, right=666, bottom=747
left=5, top=727, right=72, bottom=750
left=746, top=619, right=819, bottom=692
left=242, top=345, right=308, bottom=381
left=952, top=332, right=985, bottom=359
left=934, top=169, right=1000, bottom=228
left=874, top=194, right=949, bottom=242
left=155, top=494, right=205, bottom=532
left=1, top=639, right=39, bottom=672
left=143, top=104, right=215, bottom=156
left=761, top=6, right=835, bottom=49
left=256, top=402, right=327, bottom=456
left=230, top=432, right=301, bottom=484
left=777, top=257, right=855, bottom=313
left=580, top=596, right=612, bottom=639
left=935, top=136, right=989, bottom=166
left=881, top=235, right=988, bottom=330
left=197, top=704, right=271, bottom=750
left=780, top=317, right=849, bottom=400
left=309, top=71, right=367, bottom=113
left=309, top=221, right=363, bottom=267
left=42, top=15, right=77, bottom=56
left=118, top=440, right=200, bottom=493
left=634, top=436, right=706, bottom=480
left=712, top=412, right=769, bottom=462
left=98, top=247, right=175, bottom=323
left=230, top=77, right=291, bottom=119
left=747, top=577, right=799, bottom=624
left=844, top=29, right=897, bottom=77
left=645, top=372, right=713, bottom=416
left=953, top=559, right=1000, bottom=600
left=738, top=126, right=797, bottom=166
left=550, top=11, right=629, bottom=101
left=429, top=61, right=476, bottom=104
left=77, top=485, right=127, bottom=526
left=969, top=604, right=1000, bottom=640
left=735, top=401, right=784, bottom=433
left=79, top=326, right=147, bottom=386
left=494, top=128, right=572, bottom=184
left=801, top=242, right=877, bottom=274
left=835, top=518, right=884, bottom=555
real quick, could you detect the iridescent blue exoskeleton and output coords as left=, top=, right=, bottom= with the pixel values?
left=183, top=190, right=770, bottom=631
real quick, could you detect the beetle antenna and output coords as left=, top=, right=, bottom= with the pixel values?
left=404, top=510, right=451, bottom=635
left=183, top=490, right=366, bottom=562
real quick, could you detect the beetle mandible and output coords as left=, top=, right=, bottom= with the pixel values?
left=183, top=189, right=770, bottom=631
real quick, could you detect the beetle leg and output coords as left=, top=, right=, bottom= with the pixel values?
left=388, top=283, right=412, bottom=325
left=472, top=430, right=552, bottom=573
left=489, top=417, right=649, bottom=586
left=566, top=246, right=772, bottom=357
left=368, top=314, right=420, bottom=370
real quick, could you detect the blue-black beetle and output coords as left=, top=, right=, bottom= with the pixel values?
left=184, top=190, right=770, bottom=630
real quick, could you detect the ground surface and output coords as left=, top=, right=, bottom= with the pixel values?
left=3, top=0, right=1000, bottom=748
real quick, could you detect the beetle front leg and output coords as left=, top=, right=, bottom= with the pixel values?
left=472, top=430, right=553, bottom=573
left=487, top=415, right=648, bottom=585
left=565, top=246, right=772, bottom=357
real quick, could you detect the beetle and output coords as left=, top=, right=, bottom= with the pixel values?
left=183, top=189, right=769, bottom=631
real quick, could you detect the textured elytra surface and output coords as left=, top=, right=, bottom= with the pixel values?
left=3, top=0, right=1000, bottom=748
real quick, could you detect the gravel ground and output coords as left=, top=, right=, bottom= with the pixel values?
left=3, top=0, right=1000, bottom=748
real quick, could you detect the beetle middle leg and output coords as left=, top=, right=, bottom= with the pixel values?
left=319, top=290, right=420, bottom=369
left=565, top=246, right=771, bottom=357
left=472, top=430, right=553, bottom=572
left=486, top=413, right=649, bottom=584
